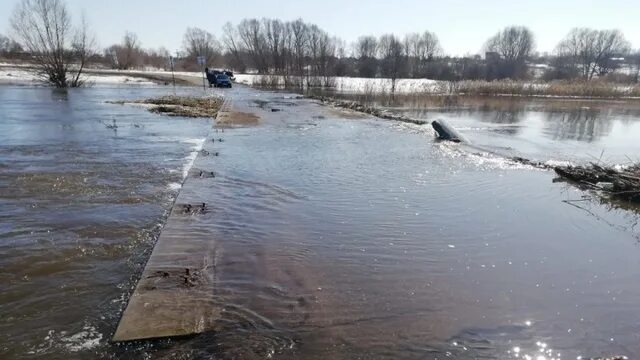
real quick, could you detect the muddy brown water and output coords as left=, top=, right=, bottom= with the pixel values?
left=2, top=84, right=640, bottom=359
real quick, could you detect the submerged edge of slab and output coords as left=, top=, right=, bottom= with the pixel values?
left=111, top=216, right=219, bottom=341
left=113, top=101, right=232, bottom=342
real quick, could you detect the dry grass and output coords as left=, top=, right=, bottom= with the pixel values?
left=109, top=96, right=223, bottom=118
left=250, top=74, right=337, bottom=90
left=215, top=111, right=260, bottom=127
left=437, top=79, right=640, bottom=99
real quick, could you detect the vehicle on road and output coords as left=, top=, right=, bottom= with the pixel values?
left=205, top=68, right=234, bottom=87
left=224, top=70, right=235, bottom=81
left=214, top=74, right=232, bottom=88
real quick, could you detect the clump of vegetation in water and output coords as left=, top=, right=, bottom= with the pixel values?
left=110, top=96, right=223, bottom=118
left=555, top=163, right=640, bottom=202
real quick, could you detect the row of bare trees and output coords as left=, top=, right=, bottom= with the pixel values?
left=556, top=28, right=632, bottom=80
left=5, top=0, right=639, bottom=87
left=101, top=27, right=222, bottom=71
left=219, top=21, right=636, bottom=84
left=220, top=18, right=340, bottom=87
left=354, top=31, right=441, bottom=79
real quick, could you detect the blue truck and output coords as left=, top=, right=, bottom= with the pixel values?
left=205, top=68, right=234, bottom=88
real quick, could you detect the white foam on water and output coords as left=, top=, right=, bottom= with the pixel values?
left=545, top=159, right=574, bottom=167
left=436, top=143, right=537, bottom=171
left=182, top=138, right=206, bottom=179
left=168, top=182, right=182, bottom=191
left=60, top=325, right=103, bottom=352
left=29, top=325, right=102, bottom=355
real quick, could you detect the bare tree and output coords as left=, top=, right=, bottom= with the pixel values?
left=354, top=35, right=378, bottom=77
left=238, top=19, right=268, bottom=73
left=378, top=34, right=405, bottom=93
left=306, top=25, right=335, bottom=85
left=222, top=22, right=245, bottom=72
left=121, top=31, right=141, bottom=69
left=404, top=31, right=441, bottom=77
left=556, top=28, right=631, bottom=80
left=69, top=14, right=96, bottom=87
left=333, top=37, right=349, bottom=76
left=289, top=19, right=309, bottom=77
left=182, top=27, right=220, bottom=66
left=484, top=26, right=534, bottom=79
left=263, top=19, right=286, bottom=73
left=10, top=0, right=95, bottom=87
left=420, top=31, right=441, bottom=61
left=631, top=50, right=640, bottom=83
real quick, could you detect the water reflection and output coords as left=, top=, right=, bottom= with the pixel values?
left=50, top=88, right=69, bottom=102
left=544, top=109, right=612, bottom=142
left=309, top=91, right=640, bottom=162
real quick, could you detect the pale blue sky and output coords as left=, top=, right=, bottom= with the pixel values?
left=1, top=0, right=638, bottom=56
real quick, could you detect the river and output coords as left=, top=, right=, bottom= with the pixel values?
left=1, top=84, right=640, bottom=359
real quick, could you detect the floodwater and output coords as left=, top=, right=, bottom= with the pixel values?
left=2, top=84, right=640, bottom=359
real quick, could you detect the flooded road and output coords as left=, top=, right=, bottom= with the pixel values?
left=309, top=93, right=640, bottom=164
left=0, top=85, right=211, bottom=358
left=2, top=84, right=640, bottom=359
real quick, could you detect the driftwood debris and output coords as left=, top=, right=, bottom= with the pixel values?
left=554, top=163, right=640, bottom=202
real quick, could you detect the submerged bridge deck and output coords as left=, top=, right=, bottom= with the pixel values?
left=112, top=101, right=233, bottom=341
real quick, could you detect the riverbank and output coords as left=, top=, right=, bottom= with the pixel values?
left=4, top=62, right=640, bottom=100
left=442, top=79, right=640, bottom=99
left=237, top=74, right=640, bottom=100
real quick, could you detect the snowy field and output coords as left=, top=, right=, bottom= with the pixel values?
left=234, top=74, right=439, bottom=94
left=0, top=65, right=157, bottom=86
left=0, top=65, right=440, bottom=94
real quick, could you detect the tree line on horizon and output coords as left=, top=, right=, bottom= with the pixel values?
left=2, top=0, right=639, bottom=88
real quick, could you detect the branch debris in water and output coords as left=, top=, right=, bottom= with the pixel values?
left=554, top=163, right=640, bottom=202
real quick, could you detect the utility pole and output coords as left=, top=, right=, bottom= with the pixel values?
left=169, top=56, right=176, bottom=95
left=197, top=55, right=206, bottom=91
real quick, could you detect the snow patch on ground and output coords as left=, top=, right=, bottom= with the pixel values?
left=0, top=66, right=156, bottom=85
left=234, top=74, right=438, bottom=94
left=335, top=76, right=438, bottom=94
